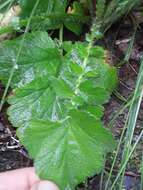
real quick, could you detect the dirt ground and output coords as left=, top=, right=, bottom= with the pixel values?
left=0, top=14, right=142, bottom=190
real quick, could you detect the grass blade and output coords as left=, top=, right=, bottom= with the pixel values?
left=110, top=130, right=143, bottom=190
left=0, top=0, right=41, bottom=112
left=111, top=58, right=143, bottom=189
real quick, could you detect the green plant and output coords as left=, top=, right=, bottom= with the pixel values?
left=2, top=0, right=142, bottom=189
left=0, top=29, right=117, bottom=189
left=93, top=0, right=141, bottom=36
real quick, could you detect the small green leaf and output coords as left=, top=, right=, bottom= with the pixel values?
left=7, top=77, right=55, bottom=127
left=70, top=62, right=83, bottom=75
left=79, top=81, right=110, bottom=104
left=6, top=34, right=117, bottom=129
left=50, top=77, right=74, bottom=98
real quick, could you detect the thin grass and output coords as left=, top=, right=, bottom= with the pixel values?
left=118, top=58, right=143, bottom=189
left=104, top=13, right=142, bottom=187
left=103, top=0, right=140, bottom=32
left=104, top=126, right=127, bottom=190
left=0, top=0, right=41, bottom=112
left=124, top=26, right=137, bottom=63
left=107, top=58, right=143, bottom=190
left=110, top=130, right=143, bottom=190
left=0, top=0, right=12, bottom=11
left=95, top=0, right=141, bottom=35
left=99, top=156, right=106, bottom=190
left=113, top=90, right=127, bottom=102
left=141, top=152, right=143, bottom=190
left=105, top=26, right=139, bottom=190
left=108, top=99, right=131, bottom=128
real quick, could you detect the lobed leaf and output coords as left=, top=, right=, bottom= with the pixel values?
left=0, top=31, right=118, bottom=189
left=19, top=110, right=115, bottom=190
left=18, top=0, right=87, bottom=35
left=0, top=31, right=61, bottom=88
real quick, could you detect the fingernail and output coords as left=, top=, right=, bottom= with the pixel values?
left=31, top=181, right=59, bottom=190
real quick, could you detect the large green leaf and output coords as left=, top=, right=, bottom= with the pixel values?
left=18, top=0, right=88, bottom=35
left=0, top=31, right=61, bottom=88
left=19, top=0, right=67, bottom=18
left=1, top=32, right=118, bottom=189
left=7, top=74, right=107, bottom=129
left=19, top=110, right=115, bottom=190
left=7, top=34, right=117, bottom=127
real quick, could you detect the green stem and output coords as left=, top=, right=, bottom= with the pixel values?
left=70, top=21, right=96, bottom=105
left=59, top=24, right=63, bottom=43
left=59, top=24, right=63, bottom=55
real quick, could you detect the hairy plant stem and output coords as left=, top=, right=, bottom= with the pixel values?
left=70, top=20, right=97, bottom=106
left=74, top=41, right=93, bottom=95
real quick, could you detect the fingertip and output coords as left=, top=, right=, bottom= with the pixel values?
left=26, top=167, right=40, bottom=181
left=30, top=180, right=60, bottom=190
